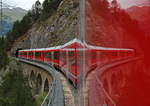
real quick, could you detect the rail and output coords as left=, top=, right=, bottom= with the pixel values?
left=17, top=58, right=64, bottom=106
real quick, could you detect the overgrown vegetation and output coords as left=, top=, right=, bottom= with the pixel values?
left=6, top=0, right=63, bottom=50
left=35, top=92, right=46, bottom=106
left=0, top=37, right=9, bottom=69
left=89, top=0, right=145, bottom=49
left=0, top=0, right=58, bottom=104
left=0, top=64, right=36, bottom=106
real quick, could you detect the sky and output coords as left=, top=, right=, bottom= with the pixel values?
left=5, top=0, right=45, bottom=10
left=117, top=0, right=148, bottom=8
left=5, top=0, right=149, bottom=10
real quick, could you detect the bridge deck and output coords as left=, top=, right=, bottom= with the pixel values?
left=17, top=58, right=65, bottom=106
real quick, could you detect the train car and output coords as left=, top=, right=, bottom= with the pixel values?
left=18, top=49, right=28, bottom=59
left=59, top=39, right=85, bottom=86
left=84, top=43, right=135, bottom=77
left=17, top=38, right=135, bottom=88
left=15, top=48, right=23, bottom=57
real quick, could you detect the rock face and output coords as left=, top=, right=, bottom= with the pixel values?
left=11, top=0, right=143, bottom=55
left=11, top=0, right=79, bottom=54
left=85, top=1, right=142, bottom=52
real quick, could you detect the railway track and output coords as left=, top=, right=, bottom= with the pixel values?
left=18, top=58, right=76, bottom=106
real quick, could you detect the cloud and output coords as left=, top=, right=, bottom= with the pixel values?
left=7, top=0, right=44, bottom=10
left=117, top=0, right=148, bottom=8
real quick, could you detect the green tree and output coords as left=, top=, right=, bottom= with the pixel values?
left=0, top=37, right=8, bottom=69
left=35, top=0, right=42, bottom=20
left=42, top=0, right=52, bottom=19
left=42, top=0, right=62, bottom=20
left=111, top=0, right=120, bottom=12
left=31, top=0, right=42, bottom=21
left=5, top=0, right=63, bottom=49
left=0, top=67, right=36, bottom=106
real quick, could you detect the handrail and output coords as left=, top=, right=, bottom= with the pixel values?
left=17, top=58, right=64, bottom=106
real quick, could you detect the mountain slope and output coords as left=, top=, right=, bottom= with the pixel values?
left=0, top=7, right=27, bottom=36
left=11, top=0, right=79, bottom=54
left=3, top=7, right=27, bottom=22
left=126, top=6, right=150, bottom=36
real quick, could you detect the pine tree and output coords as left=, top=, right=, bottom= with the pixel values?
left=0, top=37, right=8, bottom=69
left=32, top=0, right=42, bottom=21
left=0, top=67, right=35, bottom=106
left=42, top=0, right=63, bottom=20
left=42, top=0, right=52, bottom=19
left=35, top=0, right=42, bottom=16
left=111, top=0, right=120, bottom=13
left=42, top=0, right=50, bottom=13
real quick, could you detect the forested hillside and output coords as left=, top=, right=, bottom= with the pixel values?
left=0, top=8, right=27, bottom=36
left=8, top=0, right=79, bottom=54
left=0, top=0, right=67, bottom=105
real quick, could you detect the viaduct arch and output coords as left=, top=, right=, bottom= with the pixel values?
left=21, top=62, right=52, bottom=94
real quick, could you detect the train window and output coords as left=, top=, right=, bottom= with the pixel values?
left=120, top=51, right=125, bottom=56
left=19, top=52, right=22, bottom=55
left=69, top=51, right=75, bottom=65
left=92, top=51, right=97, bottom=59
left=127, top=51, right=131, bottom=55
left=23, top=52, right=27, bottom=56
left=54, top=51, right=59, bottom=60
left=112, top=51, right=118, bottom=56
left=45, top=52, right=52, bottom=58
left=100, top=51, right=108, bottom=59
left=35, top=52, right=41, bottom=57
left=77, top=51, right=83, bottom=66
left=29, top=52, right=33, bottom=56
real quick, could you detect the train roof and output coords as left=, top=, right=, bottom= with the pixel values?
left=84, top=43, right=134, bottom=51
left=19, top=45, right=63, bottom=52
left=19, top=38, right=134, bottom=52
left=19, top=38, right=85, bottom=52
left=61, top=38, right=85, bottom=49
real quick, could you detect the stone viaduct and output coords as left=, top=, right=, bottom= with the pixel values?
left=20, top=61, right=52, bottom=94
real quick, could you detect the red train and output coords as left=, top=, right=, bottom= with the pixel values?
left=17, top=38, right=135, bottom=86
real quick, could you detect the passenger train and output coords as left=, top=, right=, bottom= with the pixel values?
left=17, top=38, right=135, bottom=86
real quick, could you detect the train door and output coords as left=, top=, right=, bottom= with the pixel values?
left=26, top=51, right=28, bottom=59
left=29, top=51, right=33, bottom=60
left=100, top=51, right=109, bottom=64
left=44, top=51, right=52, bottom=64
left=24, top=52, right=27, bottom=59
left=112, top=50, right=119, bottom=61
left=68, top=49, right=77, bottom=85
left=53, top=50, right=60, bottom=67
left=60, top=50, right=67, bottom=74
left=109, top=51, right=118, bottom=62
left=51, top=51, right=54, bottom=65
left=66, top=50, right=69, bottom=79
left=41, top=51, right=45, bottom=62
left=96, top=50, right=102, bottom=65
left=35, top=51, right=41, bottom=61
left=118, top=50, right=125, bottom=60
left=33, top=50, right=35, bottom=60
left=18, top=51, right=22, bottom=58
left=88, top=49, right=98, bottom=69
left=43, top=51, right=46, bottom=63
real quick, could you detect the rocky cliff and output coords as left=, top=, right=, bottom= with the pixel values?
left=11, top=0, right=143, bottom=55
left=11, top=0, right=79, bottom=54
